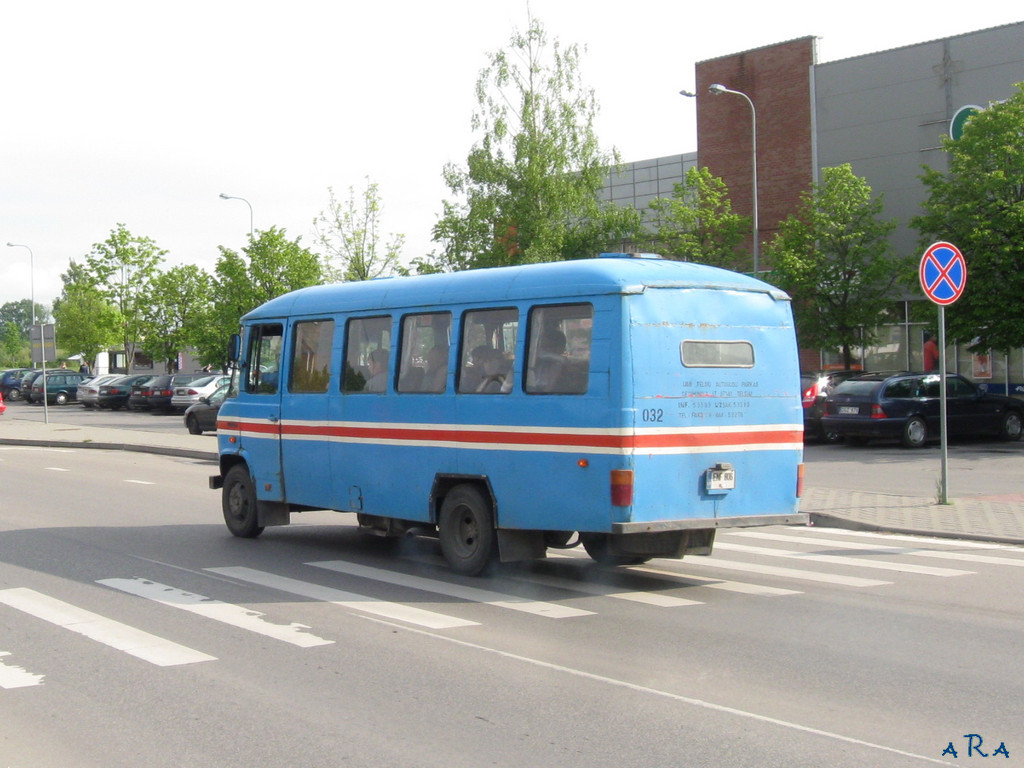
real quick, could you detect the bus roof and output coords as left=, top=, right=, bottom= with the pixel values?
left=243, top=254, right=790, bottom=322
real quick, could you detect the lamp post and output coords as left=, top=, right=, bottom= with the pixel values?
left=5, top=241, right=35, bottom=330
left=708, top=83, right=759, bottom=275
left=219, top=193, right=254, bottom=239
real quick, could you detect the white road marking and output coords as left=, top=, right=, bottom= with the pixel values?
left=508, top=570, right=703, bottom=607
left=787, top=525, right=1021, bottom=550
left=44, top=467, right=70, bottom=472
left=98, top=578, right=333, bottom=648
left=732, top=530, right=1024, bottom=567
left=629, top=565, right=801, bottom=596
left=713, top=542, right=973, bottom=577
left=0, top=651, right=45, bottom=688
left=206, top=566, right=479, bottom=629
left=0, top=587, right=215, bottom=666
left=123, top=480, right=155, bottom=485
left=308, top=560, right=594, bottom=618
left=677, top=556, right=892, bottom=587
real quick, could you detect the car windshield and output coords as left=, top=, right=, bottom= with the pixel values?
left=832, top=379, right=882, bottom=397
left=188, top=375, right=217, bottom=387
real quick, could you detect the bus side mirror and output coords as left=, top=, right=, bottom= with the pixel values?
left=227, top=334, right=241, bottom=364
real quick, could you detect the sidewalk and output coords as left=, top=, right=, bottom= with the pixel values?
left=2, top=416, right=1022, bottom=545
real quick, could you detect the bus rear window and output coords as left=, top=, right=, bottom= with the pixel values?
left=681, top=340, right=754, bottom=368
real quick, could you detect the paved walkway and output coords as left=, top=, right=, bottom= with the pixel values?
left=2, top=416, right=1022, bottom=545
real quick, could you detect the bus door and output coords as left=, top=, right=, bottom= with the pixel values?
left=278, top=318, right=337, bottom=510
left=239, top=322, right=285, bottom=503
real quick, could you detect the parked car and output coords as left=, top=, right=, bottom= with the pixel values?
left=77, top=374, right=122, bottom=408
left=19, top=370, right=43, bottom=403
left=97, top=374, right=157, bottom=410
left=146, top=373, right=208, bottom=412
left=801, top=369, right=863, bottom=442
left=822, top=371, right=1024, bottom=448
left=128, top=375, right=168, bottom=410
left=1, top=368, right=33, bottom=401
left=170, top=374, right=230, bottom=412
left=29, top=371, right=89, bottom=405
left=183, top=383, right=229, bottom=434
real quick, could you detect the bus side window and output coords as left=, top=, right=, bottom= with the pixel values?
left=343, top=316, right=392, bottom=393
left=458, top=308, right=518, bottom=394
left=397, top=312, right=451, bottom=393
left=245, top=323, right=284, bottom=395
left=526, top=304, right=593, bottom=394
left=289, top=320, right=334, bottom=393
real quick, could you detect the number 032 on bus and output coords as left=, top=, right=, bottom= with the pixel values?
left=210, top=253, right=806, bottom=575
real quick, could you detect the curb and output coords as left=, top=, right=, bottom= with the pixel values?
left=0, top=437, right=217, bottom=463
left=808, top=512, right=1024, bottom=547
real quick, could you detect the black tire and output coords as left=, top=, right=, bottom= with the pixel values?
left=222, top=465, right=264, bottom=538
left=438, top=485, right=497, bottom=576
left=999, top=410, right=1023, bottom=442
left=901, top=415, right=928, bottom=448
left=55, top=392, right=68, bottom=406
left=186, top=414, right=203, bottom=435
left=7, top=388, right=21, bottom=401
left=579, top=532, right=649, bottom=566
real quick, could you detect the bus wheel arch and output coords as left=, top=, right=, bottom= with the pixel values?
left=222, top=463, right=265, bottom=538
left=438, top=483, right=498, bottom=576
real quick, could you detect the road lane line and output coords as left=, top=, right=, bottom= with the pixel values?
left=0, top=587, right=215, bottom=666
left=206, top=566, right=479, bottom=629
left=507, top=570, right=703, bottom=607
left=713, top=542, right=973, bottom=577
left=629, top=566, right=802, bottom=596
left=675, top=557, right=892, bottom=587
left=308, top=560, right=594, bottom=618
left=98, top=578, right=333, bottom=648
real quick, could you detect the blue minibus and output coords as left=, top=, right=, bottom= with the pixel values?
left=211, top=253, right=806, bottom=575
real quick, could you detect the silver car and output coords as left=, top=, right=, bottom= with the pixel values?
left=77, top=374, right=122, bottom=408
left=169, top=374, right=230, bottom=412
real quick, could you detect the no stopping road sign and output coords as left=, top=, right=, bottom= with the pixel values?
left=920, top=241, right=967, bottom=305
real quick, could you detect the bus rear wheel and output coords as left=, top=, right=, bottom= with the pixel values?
left=439, top=485, right=497, bottom=576
left=222, top=465, right=264, bottom=538
left=580, top=533, right=649, bottom=566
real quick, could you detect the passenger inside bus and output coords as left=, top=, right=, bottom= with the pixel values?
left=363, top=348, right=389, bottom=392
left=473, top=347, right=510, bottom=393
left=423, top=345, right=449, bottom=392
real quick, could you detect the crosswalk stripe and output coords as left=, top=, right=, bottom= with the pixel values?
left=206, top=566, right=479, bottom=629
left=629, top=565, right=802, bottom=596
left=714, top=542, right=973, bottom=577
left=0, top=587, right=215, bottom=666
left=507, top=570, right=703, bottom=607
left=784, top=526, right=1021, bottom=551
left=731, top=531, right=1024, bottom=567
left=308, top=560, right=594, bottom=618
left=98, top=578, right=334, bottom=648
left=676, top=556, right=892, bottom=587
left=0, top=651, right=45, bottom=688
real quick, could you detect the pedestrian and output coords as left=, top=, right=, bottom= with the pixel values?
left=923, top=333, right=939, bottom=371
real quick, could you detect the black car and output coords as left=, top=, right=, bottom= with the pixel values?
left=1, top=368, right=33, bottom=401
left=800, top=369, right=863, bottom=442
left=128, top=375, right=168, bottom=410
left=97, top=374, right=157, bottom=410
left=19, top=370, right=43, bottom=403
left=145, top=373, right=208, bottom=412
left=822, top=371, right=1024, bottom=448
left=183, top=383, right=229, bottom=434
left=29, top=371, right=89, bottom=405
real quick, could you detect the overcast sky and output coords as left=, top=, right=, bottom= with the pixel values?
left=2, top=1, right=1021, bottom=310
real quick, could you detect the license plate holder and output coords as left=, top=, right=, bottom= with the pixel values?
left=839, top=406, right=859, bottom=415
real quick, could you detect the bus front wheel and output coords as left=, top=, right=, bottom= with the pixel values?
left=222, top=465, right=265, bottom=538
left=439, top=485, right=497, bottom=576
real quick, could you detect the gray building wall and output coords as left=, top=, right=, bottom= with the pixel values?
left=813, top=21, right=1024, bottom=262
left=599, top=152, right=698, bottom=230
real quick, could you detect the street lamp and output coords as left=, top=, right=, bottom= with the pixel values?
left=709, top=83, right=759, bottom=275
left=219, top=193, right=254, bottom=239
left=5, top=242, right=35, bottom=329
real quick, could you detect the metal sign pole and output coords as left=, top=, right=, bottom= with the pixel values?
left=938, top=306, right=948, bottom=504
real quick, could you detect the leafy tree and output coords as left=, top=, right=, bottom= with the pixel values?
left=0, top=321, right=25, bottom=366
left=84, top=224, right=165, bottom=370
left=313, top=180, right=407, bottom=282
left=51, top=260, right=120, bottom=369
left=647, top=166, right=749, bottom=269
left=196, top=227, right=323, bottom=365
left=766, top=164, right=909, bottom=368
left=430, top=15, right=641, bottom=271
left=913, top=84, right=1024, bottom=352
left=0, top=299, right=49, bottom=336
left=138, top=264, right=214, bottom=372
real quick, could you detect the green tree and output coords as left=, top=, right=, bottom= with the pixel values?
left=138, top=264, right=214, bottom=371
left=0, top=299, right=49, bottom=336
left=197, top=227, right=323, bottom=365
left=313, top=179, right=407, bottom=282
left=913, top=84, right=1024, bottom=352
left=647, top=166, right=749, bottom=269
left=766, top=164, right=909, bottom=367
left=0, top=321, right=25, bottom=366
left=51, top=260, right=120, bottom=369
left=84, top=224, right=165, bottom=370
left=431, top=15, right=641, bottom=271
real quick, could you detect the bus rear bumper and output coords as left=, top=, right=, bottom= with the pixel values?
left=611, top=512, right=808, bottom=534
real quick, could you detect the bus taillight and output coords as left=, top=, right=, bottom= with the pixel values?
left=610, top=469, right=633, bottom=506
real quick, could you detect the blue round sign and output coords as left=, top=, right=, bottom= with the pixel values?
left=920, top=241, right=967, bottom=305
